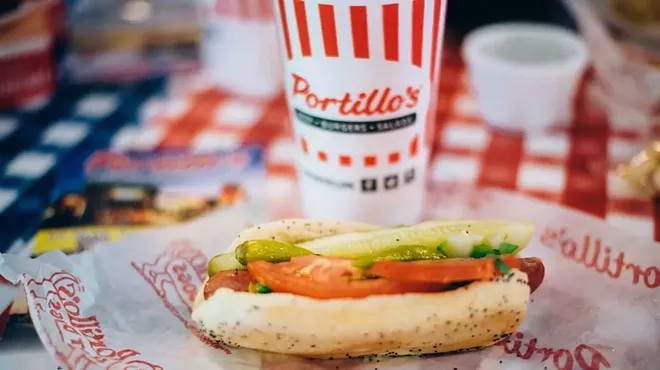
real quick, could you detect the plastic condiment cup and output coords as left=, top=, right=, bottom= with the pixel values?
left=462, top=23, right=590, bottom=133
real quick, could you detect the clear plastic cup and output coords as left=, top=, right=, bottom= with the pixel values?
left=273, top=0, right=448, bottom=225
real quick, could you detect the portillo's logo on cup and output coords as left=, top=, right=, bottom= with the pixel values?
left=291, top=73, right=421, bottom=116
left=275, top=0, right=447, bottom=224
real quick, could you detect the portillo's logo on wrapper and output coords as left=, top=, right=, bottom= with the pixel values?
left=498, top=332, right=611, bottom=370
left=131, top=240, right=232, bottom=354
left=24, top=271, right=163, bottom=369
left=541, top=226, right=660, bottom=289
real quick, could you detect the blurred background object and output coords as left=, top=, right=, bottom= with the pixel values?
left=64, top=0, right=283, bottom=97
left=609, top=0, right=660, bottom=26
left=197, top=0, right=283, bottom=98
left=63, top=0, right=200, bottom=81
left=617, top=141, right=660, bottom=196
left=0, top=0, right=55, bottom=109
left=446, top=0, right=577, bottom=35
left=566, top=0, right=660, bottom=137
left=0, top=1, right=22, bottom=15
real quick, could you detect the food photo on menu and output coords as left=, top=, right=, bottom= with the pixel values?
left=0, top=0, right=659, bottom=370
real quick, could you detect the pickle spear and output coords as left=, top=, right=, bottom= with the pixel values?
left=235, top=240, right=315, bottom=265
left=210, top=220, right=378, bottom=277
left=207, top=241, right=314, bottom=278
left=299, top=220, right=534, bottom=258
left=352, top=245, right=446, bottom=269
left=208, top=253, right=246, bottom=277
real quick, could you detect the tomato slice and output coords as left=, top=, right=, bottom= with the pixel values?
left=204, top=269, right=252, bottom=299
left=247, top=256, right=438, bottom=299
left=367, top=256, right=519, bottom=284
left=368, top=256, right=545, bottom=294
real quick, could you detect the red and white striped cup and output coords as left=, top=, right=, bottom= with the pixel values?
left=0, top=1, right=55, bottom=109
left=275, top=0, right=448, bottom=225
left=198, top=0, right=284, bottom=98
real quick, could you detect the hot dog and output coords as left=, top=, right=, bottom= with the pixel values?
left=192, top=219, right=544, bottom=359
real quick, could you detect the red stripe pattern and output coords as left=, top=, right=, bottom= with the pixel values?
left=319, top=4, right=339, bottom=58
left=260, top=0, right=274, bottom=19
left=410, top=135, right=419, bottom=157
left=294, top=0, right=312, bottom=57
left=339, top=155, right=352, bottom=166
left=477, top=133, right=524, bottom=190
left=299, top=135, right=420, bottom=167
left=350, top=6, right=370, bottom=59
left=277, top=0, right=293, bottom=59
left=237, top=0, right=249, bottom=19
left=205, top=0, right=274, bottom=20
left=411, top=0, right=425, bottom=67
left=430, top=0, right=443, bottom=81
left=563, top=136, right=608, bottom=218
left=654, top=199, right=660, bottom=242
left=273, top=0, right=441, bottom=73
left=382, top=4, right=400, bottom=62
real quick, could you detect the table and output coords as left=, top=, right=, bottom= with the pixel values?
left=141, top=43, right=660, bottom=241
left=0, top=78, right=167, bottom=255
left=3, top=48, right=657, bottom=252
left=0, top=41, right=658, bottom=367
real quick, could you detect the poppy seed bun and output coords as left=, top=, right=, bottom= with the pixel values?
left=192, top=269, right=530, bottom=358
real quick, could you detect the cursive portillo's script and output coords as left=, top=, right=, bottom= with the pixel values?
left=540, top=226, right=660, bottom=289
left=27, top=271, right=162, bottom=369
left=498, top=332, right=611, bottom=370
left=291, top=73, right=421, bottom=117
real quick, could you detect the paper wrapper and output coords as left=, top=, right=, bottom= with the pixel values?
left=1, top=189, right=660, bottom=370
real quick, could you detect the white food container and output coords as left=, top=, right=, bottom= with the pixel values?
left=462, top=23, right=590, bottom=133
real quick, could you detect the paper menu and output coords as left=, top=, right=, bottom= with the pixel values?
left=0, top=189, right=659, bottom=370
left=32, top=147, right=267, bottom=257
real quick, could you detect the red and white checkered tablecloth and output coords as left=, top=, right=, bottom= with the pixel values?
left=126, top=43, right=659, bottom=242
